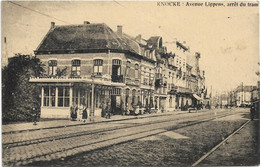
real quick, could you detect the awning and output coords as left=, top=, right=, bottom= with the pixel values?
left=193, top=94, right=203, bottom=100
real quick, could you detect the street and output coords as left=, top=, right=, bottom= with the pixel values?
left=2, top=108, right=257, bottom=166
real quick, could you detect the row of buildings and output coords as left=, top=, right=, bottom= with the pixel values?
left=30, top=22, right=206, bottom=118
left=212, top=84, right=259, bottom=108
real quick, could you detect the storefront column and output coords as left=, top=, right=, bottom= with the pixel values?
left=41, top=86, right=44, bottom=107
left=55, top=87, right=58, bottom=107
left=48, top=86, right=51, bottom=106
left=140, top=90, right=143, bottom=107
left=85, top=89, right=88, bottom=106
left=121, top=88, right=125, bottom=111
left=69, top=87, right=73, bottom=107
left=87, top=89, right=90, bottom=109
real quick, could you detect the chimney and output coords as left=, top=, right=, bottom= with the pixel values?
left=136, top=34, right=142, bottom=41
left=51, top=22, right=55, bottom=29
left=84, top=21, right=90, bottom=25
left=117, top=25, right=122, bottom=37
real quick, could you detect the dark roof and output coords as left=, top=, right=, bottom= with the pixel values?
left=36, top=23, right=139, bottom=54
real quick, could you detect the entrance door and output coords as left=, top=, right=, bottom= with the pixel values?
left=111, top=95, right=121, bottom=115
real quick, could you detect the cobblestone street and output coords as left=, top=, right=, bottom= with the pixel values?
left=28, top=109, right=251, bottom=166
left=2, top=108, right=255, bottom=166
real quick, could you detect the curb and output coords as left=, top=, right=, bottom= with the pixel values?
left=2, top=112, right=175, bottom=135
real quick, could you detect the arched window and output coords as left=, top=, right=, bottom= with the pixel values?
left=71, top=59, right=81, bottom=76
left=135, top=64, right=139, bottom=79
left=125, top=88, right=130, bottom=106
left=48, top=60, right=57, bottom=76
left=126, top=61, right=131, bottom=77
left=93, top=59, right=103, bottom=75
left=132, top=89, right=136, bottom=105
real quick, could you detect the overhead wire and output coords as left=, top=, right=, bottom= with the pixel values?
left=7, top=1, right=72, bottom=25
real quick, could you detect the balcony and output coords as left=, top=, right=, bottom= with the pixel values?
left=155, top=73, right=163, bottom=80
left=111, top=75, right=124, bottom=83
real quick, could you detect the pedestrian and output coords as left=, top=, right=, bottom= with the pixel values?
left=250, top=104, right=255, bottom=121
left=100, top=100, right=106, bottom=118
left=120, top=100, right=125, bottom=116
left=106, top=101, right=111, bottom=119
left=82, top=103, right=88, bottom=123
left=70, top=102, right=78, bottom=121
left=78, top=103, right=85, bottom=121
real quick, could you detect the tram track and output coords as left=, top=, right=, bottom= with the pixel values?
left=3, top=111, right=246, bottom=166
left=3, top=110, right=241, bottom=149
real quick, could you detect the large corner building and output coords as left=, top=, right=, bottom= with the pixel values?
left=30, top=22, right=206, bottom=118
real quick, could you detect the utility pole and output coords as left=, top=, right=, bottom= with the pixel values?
left=242, top=82, right=244, bottom=107
left=90, top=75, right=95, bottom=122
left=3, top=37, right=8, bottom=68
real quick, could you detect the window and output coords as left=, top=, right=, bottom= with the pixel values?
left=48, top=60, right=57, bottom=76
left=112, top=59, right=122, bottom=75
left=43, top=87, right=49, bottom=106
left=93, top=59, right=103, bottom=75
left=135, top=64, right=139, bottom=79
left=126, top=61, right=131, bottom=77
left=149, top=69, right=152, bottom=85
left=126, top=88, right=130, bottom=105
left=58, top=87, right=70, bottom=107
left=43, top=86, right=55, bottom=107
left=71, top=59, right=81, bottom=76
left=132, top=89, right=136, bottom=105
left=144, top=78, right=148, bottom=85
left=72, top=88, right=85, bottom=105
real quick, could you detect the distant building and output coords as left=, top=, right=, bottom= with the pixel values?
left=235, top=85, right=257, bottom=107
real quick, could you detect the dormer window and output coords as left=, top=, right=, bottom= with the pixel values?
left=48, top=60, right=57, bottom=76
left=93, top=59, right=103, bottom=76
left=71, top=59, right=81, bottom=76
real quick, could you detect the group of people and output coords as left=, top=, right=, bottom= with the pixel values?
left=100, top=100, right=112, bottom=119
left=70, top=102, right=88, bottom=122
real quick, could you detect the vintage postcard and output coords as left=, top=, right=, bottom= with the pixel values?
left=1, top=1, right=259, bottom=166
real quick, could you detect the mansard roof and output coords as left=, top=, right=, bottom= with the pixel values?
left=35, top=23, right=140, bottom=55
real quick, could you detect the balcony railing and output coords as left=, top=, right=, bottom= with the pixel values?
left=111, top=75, right=124, bottom=83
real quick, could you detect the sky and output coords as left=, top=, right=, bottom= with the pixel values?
left=1, top=1, right=259, bottom=94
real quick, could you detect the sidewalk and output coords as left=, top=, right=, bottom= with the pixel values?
left=2, top=110, right=191, bottom=134
left=200, top=120, right=259, bottom=166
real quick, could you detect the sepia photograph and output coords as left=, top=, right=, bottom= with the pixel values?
left=1, top=1, right=259, bottom=166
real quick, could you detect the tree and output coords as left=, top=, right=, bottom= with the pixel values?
left=2, top=54, right=45, bottom=123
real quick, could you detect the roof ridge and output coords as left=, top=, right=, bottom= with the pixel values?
left=54, top=23, right=106, bottom=28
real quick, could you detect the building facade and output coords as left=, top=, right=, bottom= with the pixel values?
left=235, top=85, right=257, bottom=107
left=31, top=22, right=206, bottom=118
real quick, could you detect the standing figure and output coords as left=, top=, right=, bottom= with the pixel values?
left=106, top=101, right=111, bottom=119
left=100, top=100, right=106, bottom=118
left=70, top=102, right=78, bottom=121
left=250, top=104, right=255, bottom=121
left=82, top=104, right=88, bottom=123
left=120, top=100, right=125, bottom=116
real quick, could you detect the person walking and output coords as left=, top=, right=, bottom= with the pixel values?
left=82, top=104, right=88, bottom=123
